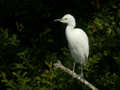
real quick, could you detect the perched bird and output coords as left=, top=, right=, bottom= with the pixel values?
left=55, top=14, right=89, bottom=77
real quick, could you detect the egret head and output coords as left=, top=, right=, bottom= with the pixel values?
left=55, top=14, right=76, bottom=27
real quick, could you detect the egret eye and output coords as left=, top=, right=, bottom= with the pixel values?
left=64, top=18, right=67, bottom=20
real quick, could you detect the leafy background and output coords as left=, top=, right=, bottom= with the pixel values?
left=0, top=0, right=120, bottom=90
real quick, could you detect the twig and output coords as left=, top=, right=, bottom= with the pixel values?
left=53, top=60, right=99, bottom=90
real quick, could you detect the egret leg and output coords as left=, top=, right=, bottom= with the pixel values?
left=80, top=65, right=84, bottom=78
left=73, top=62, right=76, bottom=73
left=80, top=60, right=84, bottom=78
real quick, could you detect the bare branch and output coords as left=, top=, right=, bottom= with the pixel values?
left=54, top=60, right=99, bottom=90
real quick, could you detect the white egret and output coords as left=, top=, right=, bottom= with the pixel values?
left=55, top=14, right=89, bottom=77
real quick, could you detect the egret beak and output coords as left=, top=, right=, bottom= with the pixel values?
left=54, top=19, right=61, bottom=22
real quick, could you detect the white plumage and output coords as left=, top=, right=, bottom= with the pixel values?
left=55, top=14, right=89, bottom=76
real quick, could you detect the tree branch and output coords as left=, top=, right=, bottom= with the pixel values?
left=53, top=60, right=99, bottom=90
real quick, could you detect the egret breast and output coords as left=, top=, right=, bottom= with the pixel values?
left=66, top=28, right=89, bottom=65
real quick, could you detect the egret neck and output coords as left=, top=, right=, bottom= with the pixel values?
left=65, top=20, right=76, bottom=34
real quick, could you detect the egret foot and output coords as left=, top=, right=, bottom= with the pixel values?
left=72, top=70, right=76, bottom=77
left=79, top=72, right=84, bottom=79
left=79, top=69, right=84, bottom=79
